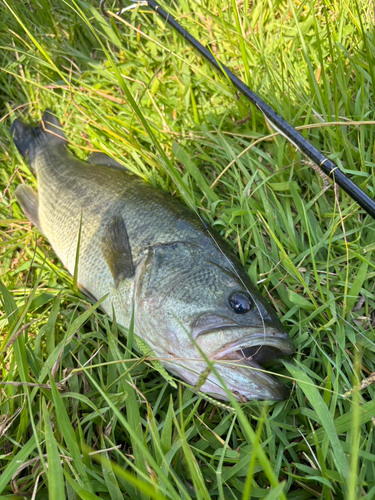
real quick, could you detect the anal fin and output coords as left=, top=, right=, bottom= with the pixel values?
left=15, top=184, right=41, bottom=230
left=102, top=215, right=134, bottom=287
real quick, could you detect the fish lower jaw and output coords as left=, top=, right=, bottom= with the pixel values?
left=163, top=350, right=291, bottom=402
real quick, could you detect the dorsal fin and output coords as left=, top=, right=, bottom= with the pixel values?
left=90, top=152, right=127, bottom=172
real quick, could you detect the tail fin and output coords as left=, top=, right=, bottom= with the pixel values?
left=11, top=109, right=66, bottom=167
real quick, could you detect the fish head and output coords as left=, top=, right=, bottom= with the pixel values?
left=134, top=241, right=294, bottom=402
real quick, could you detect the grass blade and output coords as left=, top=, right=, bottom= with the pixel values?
left=285, top=362, right=350, bottom=480
left=42, top=398, right=65, bottom=498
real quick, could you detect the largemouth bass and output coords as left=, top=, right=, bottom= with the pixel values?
left=11, top=110, right=294, bottom=401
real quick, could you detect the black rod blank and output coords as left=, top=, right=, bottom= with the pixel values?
left=120, top=0, right=375, bottom=220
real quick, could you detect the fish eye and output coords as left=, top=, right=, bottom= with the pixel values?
left=228, top=292, right=253, bottom=314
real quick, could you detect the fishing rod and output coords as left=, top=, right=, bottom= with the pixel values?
left=100, top=0, right=375, bottom=221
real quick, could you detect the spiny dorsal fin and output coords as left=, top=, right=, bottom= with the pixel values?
left=90, top=152, right=127, bottom=172
left=15, top=184, right=41, bottom=230
left=102, top=215, right=134, bottom=286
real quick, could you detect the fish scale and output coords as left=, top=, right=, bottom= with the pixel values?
left=11, top=109, right=294, bottom=402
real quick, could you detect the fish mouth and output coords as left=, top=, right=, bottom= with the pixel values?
left=193, top=323, right=294, bottom=401
left=212, top=331, right=294, bottom=365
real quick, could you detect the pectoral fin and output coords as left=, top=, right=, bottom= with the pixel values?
left=15, top=184, right=41, bottom=230
left=102, top=215, right=134, bottom=287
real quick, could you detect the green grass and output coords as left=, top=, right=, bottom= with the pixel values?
left=1, top=0, right=375, bottom=498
